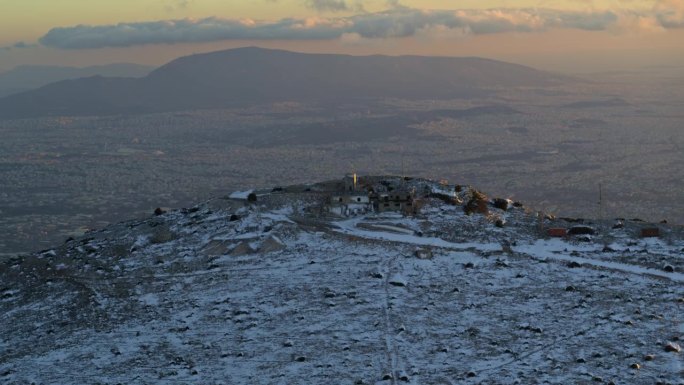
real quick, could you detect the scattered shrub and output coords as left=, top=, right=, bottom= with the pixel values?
left=493, top=198, right=509, bottom=211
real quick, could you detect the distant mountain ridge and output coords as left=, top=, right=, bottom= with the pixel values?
left=0, top=47, right=570, bottom=119
left=0, top=63, right=153, bottom=98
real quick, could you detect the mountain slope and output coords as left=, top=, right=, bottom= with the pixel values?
left=1, top=176, right=682, bottom=384
left=0, top=63, right=152, bottom=98
left=0, top=47, right=569, bottom=118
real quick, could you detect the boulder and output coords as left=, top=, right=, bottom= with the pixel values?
left=415, top=248, right=433, bottom=259
left=230, top=242, right=255, bottom=256
left=389, top=274, right=407, bottom=287
left=202, top=240, right=232, bottom=256
left=150, top=226, right=176, bottom=244
left=664, top=342, right=681, bottom=353
left=259, top=236, right=286, bottom=253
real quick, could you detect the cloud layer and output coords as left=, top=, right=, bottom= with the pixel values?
left=305, top=0, right=350, bottom=12
left=1, top=41, right=38, bottom=51
left=38, top=5, right=684, bottom=50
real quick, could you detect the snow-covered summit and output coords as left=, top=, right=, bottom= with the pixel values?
left=1, top=176, right=682, bottom=384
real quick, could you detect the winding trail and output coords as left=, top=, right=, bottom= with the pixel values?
left=331, top=217, right=684, bottom=283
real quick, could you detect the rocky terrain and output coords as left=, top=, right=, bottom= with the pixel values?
left=1, top=176, right=682, bottom=384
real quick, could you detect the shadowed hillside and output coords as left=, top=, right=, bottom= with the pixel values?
left=0, top=63, right=152, bottom=97
left=0, top=47, right=570, bottom=119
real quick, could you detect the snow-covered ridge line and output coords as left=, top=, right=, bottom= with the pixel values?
left=2, top=175, right=682, bottom=385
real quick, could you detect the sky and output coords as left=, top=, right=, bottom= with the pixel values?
left=1, top=0, right=683, bottom=73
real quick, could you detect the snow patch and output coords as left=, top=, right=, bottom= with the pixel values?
left=229, top=190, right=253, bottom=199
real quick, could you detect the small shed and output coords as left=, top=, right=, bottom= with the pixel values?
left=568, top=226, right=595, bottom=235
left=547, top=228, right=567, bottom=237
left=641, top=228, right=660, bottom=238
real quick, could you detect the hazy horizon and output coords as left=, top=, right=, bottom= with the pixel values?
left=2, top=1, right=684, bottom=74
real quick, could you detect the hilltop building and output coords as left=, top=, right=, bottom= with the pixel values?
left=343, top=173, right=359, bottom=192
left=326, top=174, right=373, bottom=216
left=325, top=174, right=420, bottom=217
left=374, top=189, right=419, bottom=215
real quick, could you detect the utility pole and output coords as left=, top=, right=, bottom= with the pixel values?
left=401, top=154, right=405, bottom=180
left=598, top=183, right=603, bottom=222
left=538, top=210, right=544, bottom=235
